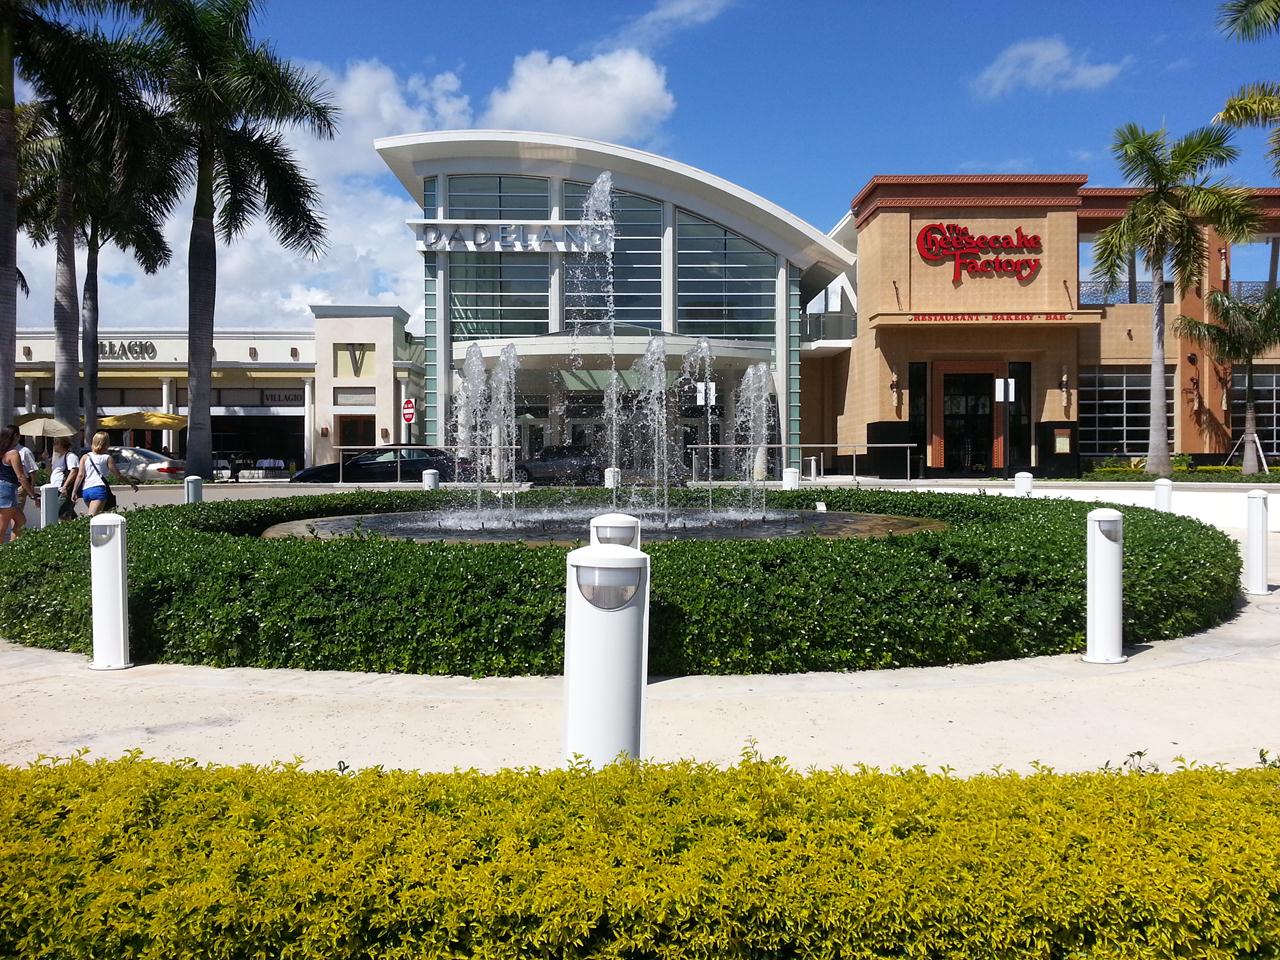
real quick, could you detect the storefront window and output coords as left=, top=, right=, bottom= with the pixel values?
left=1232, top=364, right=1280, bottom=456
left=676, top=210, right=775, bottom=341
left=563, top=181, right=662, bottom=330
left=449, top=251, right=550, bottom=340
left=1078, top=365, right=1174, bottom=457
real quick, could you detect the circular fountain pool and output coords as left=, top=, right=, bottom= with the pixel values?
left=263, top=507, right=945, bottom=546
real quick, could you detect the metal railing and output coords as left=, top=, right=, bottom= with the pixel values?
left=331, top=444, right=519, bottom=484
left=687, top=442, right=918, bottom=484
left=1077, top=280, right=1175, bottom=306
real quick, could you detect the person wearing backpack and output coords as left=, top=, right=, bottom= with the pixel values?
left=48, top=437, right=80, bottom=521
left=74, top=431, right=137, bottom=516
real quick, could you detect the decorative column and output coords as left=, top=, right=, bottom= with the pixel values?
left=161, top=377, right=174, bottom=451
left=23, top=379, right=34, bottom=414
left=303, top=377, right=315, bottom=467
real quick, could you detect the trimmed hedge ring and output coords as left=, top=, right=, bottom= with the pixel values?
left=0, top=488, right=1242, bottom=677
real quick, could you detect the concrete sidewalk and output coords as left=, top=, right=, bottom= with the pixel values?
left=3, top=530, right=1276, bottom=777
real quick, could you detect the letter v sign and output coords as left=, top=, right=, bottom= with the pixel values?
left=346, top=343, right=368, bottom=377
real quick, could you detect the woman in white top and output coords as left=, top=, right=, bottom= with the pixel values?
left=74, top=431, right=137, bottom=517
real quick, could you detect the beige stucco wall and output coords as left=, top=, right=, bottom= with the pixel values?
left=313, top=311, right=409, bottom=463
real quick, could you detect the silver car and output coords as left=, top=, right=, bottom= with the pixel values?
left=109, top=446, right=186, bottom=481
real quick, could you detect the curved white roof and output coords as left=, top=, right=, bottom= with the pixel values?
left=375, top=129, right=855, bottom=291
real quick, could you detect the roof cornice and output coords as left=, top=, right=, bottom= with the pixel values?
left=851, top=174, right=1089, bottom=212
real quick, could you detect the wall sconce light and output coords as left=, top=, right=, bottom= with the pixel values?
left=1059, top=366, right=1070, bottom=412
left=1126, top=328, right=1133, bottom=341
left=248, top=346, right=258, bottom=360
left=21, top=346, right=31, bottom=359
left=290, top=346, right=300, bottom=360
left=1219, top=246, right=1228, bottom=281
left=1187, top=352, right=1197, bottom=366
left=320, top=426, right=329, bottom=438
left=888, top=370, right=900, bottom=404
left=380, top=427, right=390, bottom=441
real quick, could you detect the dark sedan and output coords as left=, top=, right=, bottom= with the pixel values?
left=513, top=445, right=604, bottom=485
left=290, top=447, right=473, bottom=483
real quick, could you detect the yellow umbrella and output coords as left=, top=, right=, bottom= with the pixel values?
left=98, top=412, right=188, bottom=430
left=15, top=415, right=76, bottom=437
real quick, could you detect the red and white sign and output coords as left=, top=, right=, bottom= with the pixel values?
left=916, top=222, right=1043, bottom=283
left=401, top=398, right=416, bottom=423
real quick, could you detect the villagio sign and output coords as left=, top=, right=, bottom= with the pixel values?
left=98, top=339, right=158, bottom=360
left=916, top=223, right=1043, bottom=283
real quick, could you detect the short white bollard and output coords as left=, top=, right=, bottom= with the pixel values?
left=39, top=482, right=59, bottom=528
left=422, top=469, right=440, bottom=491
left=184, top=475, right=202, bottom=504
left=89, top=514, right=131, bottom=671
left=1014, top=471, right=1033, bottom=497
left=782, top=467, right=801, bottom=490
left=1153, top=478, right=1173, bottom=513
left=815, top=501, right=827, bottom=512
left=564, top=543, right=650, bottom=766
left=807, top=456, right=818, bottom=482
left=1245, top=489, right=1270, bottom=596
left=1084, top=508, right=1126, bottom=664
left=603, top=466, right=621, bottom=490
left=590, top=513, right=641, bottom=549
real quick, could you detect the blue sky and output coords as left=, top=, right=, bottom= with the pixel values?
left=18, top=0, right=1280, bottom=330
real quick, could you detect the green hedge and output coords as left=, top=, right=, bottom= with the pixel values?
left=1085, top=466, right=1280, bottom=483
left=0, top=488, right=1241, bottom=676
left=3, top=754, right=1280, bottom=958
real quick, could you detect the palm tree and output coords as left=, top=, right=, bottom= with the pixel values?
left=1090, top=124, right=1259, bottom=476
left=1217, top=1, right=1280, bottom=175
left=16, top=27, right=151, bottom=433
left=142, top=0, right=336, bottom=478
left=1174, top=290, right=1280, bottom=474
left=0, top=1, right=148, bottom=429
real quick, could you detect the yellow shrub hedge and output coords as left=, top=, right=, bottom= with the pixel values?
left=3, top=755, right=1280, bottom=958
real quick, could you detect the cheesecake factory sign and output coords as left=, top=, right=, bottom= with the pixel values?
left=916, top=223, right=1043, bottom=283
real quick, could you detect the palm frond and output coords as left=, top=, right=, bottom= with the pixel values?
left=1182, top=181, right=1260, bottom=242
left=1111, top=123, right=1168, bottom=187
left=225, top=41, right=338, bottom=137
left=223, top=123, right=326, bottom=256
left=1215, top=81, right=1280, bottom=127
left=1219, top=0, right=1280, bottom=39
left=1167, top=125, right=1239, bottom=181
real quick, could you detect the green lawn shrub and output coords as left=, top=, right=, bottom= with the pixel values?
left=1084, top=465, right=1280, bottom=482
left=0, top=488, right=1241, bottom=676
left=2, top=754, right=1279, bottom=959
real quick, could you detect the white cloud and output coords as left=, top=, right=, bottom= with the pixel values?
left=481, top=49, right=676, bottom=144
left=600, top=0, right=735, bottom=51
left=973, top=38, right=1131, bottom=99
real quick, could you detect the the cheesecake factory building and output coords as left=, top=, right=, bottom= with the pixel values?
left=12, top=133, right=1280, bottom=478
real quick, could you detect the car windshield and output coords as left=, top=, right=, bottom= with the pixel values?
left=353, top=451, right=397, bottom=464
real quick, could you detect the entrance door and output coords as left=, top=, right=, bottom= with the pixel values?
left=337, top=415, right=376, bottom=449
left=942, top=374, right=994, bottom=474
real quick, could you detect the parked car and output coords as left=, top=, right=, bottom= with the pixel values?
left=513, top=445, right=604, bottom=485
left=109, top=446, right=186, bottom=481
left=290, top=447, right=473, bottom=483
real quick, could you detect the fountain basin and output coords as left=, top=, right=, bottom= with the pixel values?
left=263, top=507, right=945, bottom=546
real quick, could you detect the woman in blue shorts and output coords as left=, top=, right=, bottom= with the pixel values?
left=0, top=424, right=40, bottom=541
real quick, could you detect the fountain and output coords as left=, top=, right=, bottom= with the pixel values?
left=735, top=362, right=773, bottom=518
left=680, top=337, right=716, bottom=513
left=633, top=336, right=670, bottom=522
left=457, top=342, right=490, bottom=510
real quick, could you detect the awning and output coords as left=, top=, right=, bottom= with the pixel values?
left=98, top=412, right=187, bottom=430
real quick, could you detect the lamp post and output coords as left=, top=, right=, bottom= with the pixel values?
left=1153, top=478, right=1173, bottom=513
left=184, top=475, right=203, bottom=504
left=89, top=514, right=131, bottom=670
left=39, top=482, right=58, bottom=528
left=589, top=513, right=641, bottom=549
left=563, top=542, right=650, bottom=766
left=1083, top=508, right=1126, bottom=664
left=1246, top=490, right=1270, bottom=596
left=422, top=469, right=440, bottom=491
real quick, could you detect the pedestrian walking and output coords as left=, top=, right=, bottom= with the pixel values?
left=48, top=437, right=80, bottom=521
left=0, top=426, right=40, bottom=542
left=74, top=431, right=137, bottom=517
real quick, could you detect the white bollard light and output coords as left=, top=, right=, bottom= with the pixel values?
left=603, top=466, right=621, bottom=490
left=422, top=469, right=440, bottom=491
left=1245, top=489, right=1270, bottom=596
left=1153, top=478, right=1173, bottom=513
left=89, top=514, right=131, bottom=671
left=564, top=543, right=650, bottom=767
left=590, top=513, right=641, bottom=549
left=1084, top=508, right=1126, bottom=664
left=807, top=456, right=818, bottom=482
left=1014, top=471, right=1033, bottom=497
left=184, top=475, right=202, bottom=504
left=815, top=501, right=827, bottom=512
left=39, top=482, right=58, bottom=529
left=782, top=467, right=801, bottom=490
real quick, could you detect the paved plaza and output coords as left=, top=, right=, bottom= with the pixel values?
left=2, top=482, right=1276, bottom=776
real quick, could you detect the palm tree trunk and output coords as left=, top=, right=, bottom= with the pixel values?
left=81, top=225, right=100, bottom=440
left=1146, top=260, right=1172, bottom=476
left=0, top=20, right=17, bottom=429
left=186, top=148, right=216, bottom=479
left=52, top=168, right=79, bottom=432
left=1242, top=356, right=1260, bottom=475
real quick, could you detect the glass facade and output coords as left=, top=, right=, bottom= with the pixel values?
left=562, top=181, right=662, bottom=330
left=1078, top=365, right=1175, bottom=457
left=422, top=254, right=439, bottom=442
left=1231, top=364, right=1280, bottom=456
left=449, top=252, right=551, bottom=340
left=446, top=175, right=549, bottom=220
left=676, top=210, right=776, bottom=340
left=786, top=264, right=801, bottom=468
left=423, top=176, right=437, bottom=217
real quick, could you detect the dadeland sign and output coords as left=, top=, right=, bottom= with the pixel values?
left=916, top=223, right=1043, bottom=284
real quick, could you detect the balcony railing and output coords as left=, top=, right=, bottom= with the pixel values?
left=799, top=312, right=856, bottom=342
left=1228, top=280, right=1272, bottom=302
left=1078, top=280, right=1175, bottom=306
